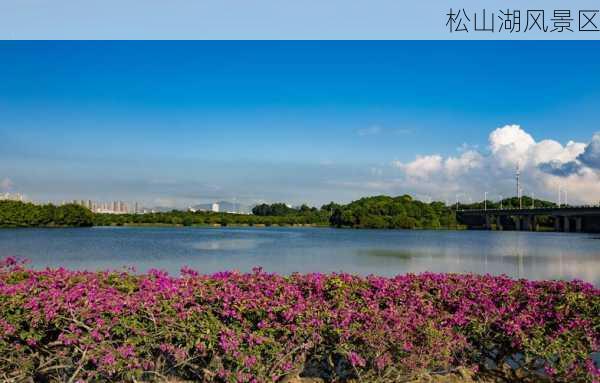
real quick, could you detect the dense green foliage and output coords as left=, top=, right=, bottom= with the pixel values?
left=329, top=195, right=457, bottom=229
left=0, top=200, right=93, bottom=228
left=93, top=209, right=330, bottom=227
left=252, top=202, right=318, bottom=216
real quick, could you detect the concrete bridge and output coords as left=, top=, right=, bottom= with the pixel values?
left=457, top=206, right=600, bottom=233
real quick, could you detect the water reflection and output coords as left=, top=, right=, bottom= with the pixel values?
left=0, top=227, right=598, bottom=285
left=356, top=234, right=600, bottom=283
left=191, top=238, right=268, bottom=251
left=356, top=249, right=415, bottom=260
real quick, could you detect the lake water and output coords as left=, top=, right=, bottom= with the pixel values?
left=0, top=227, right=599, bottom=285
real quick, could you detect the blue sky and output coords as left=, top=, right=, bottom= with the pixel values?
left=1, top=41, right=600, bottom=206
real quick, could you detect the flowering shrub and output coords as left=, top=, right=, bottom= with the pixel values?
left=0, top=257, right=598, bottom=382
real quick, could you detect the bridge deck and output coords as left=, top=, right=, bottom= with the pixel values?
left=458, top=206, right=600, bottom=216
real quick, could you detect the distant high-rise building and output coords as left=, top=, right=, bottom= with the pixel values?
left=0, top=192, right=25, bottom=202
left=211, top=202, right=220, bottom=212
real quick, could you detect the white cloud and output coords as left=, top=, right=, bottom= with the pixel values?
left=393, top=154, right=443, bottom=180
left=444, top=150, right=484, bottom=177
left=0, top=177, right=13, bottom=191
left=489, top=124, right=535, bottom=150
left=391, top=125, right=600, bottom=204
left=578, top=132, right=600, bottom=169
left=457, top=143, right=479, bottom=153
left=392, top=150, right=483, bottom=180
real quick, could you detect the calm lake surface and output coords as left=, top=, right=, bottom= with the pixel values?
left=0, top=227, right=599, bottom=285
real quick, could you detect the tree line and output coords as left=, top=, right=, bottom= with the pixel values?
left=92, top=209, right=329, bottom=227
left=0, top=195, right=558, bottom=229
left=0, top=200, right=93, bottom=227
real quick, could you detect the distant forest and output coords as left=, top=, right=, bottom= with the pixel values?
left=0, top=195, right=557, bottom=229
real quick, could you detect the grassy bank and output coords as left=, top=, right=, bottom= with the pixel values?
left=1, top=258, right=598, bottom=382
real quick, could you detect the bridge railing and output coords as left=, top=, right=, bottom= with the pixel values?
left=457, top=205, right=600, bottom=213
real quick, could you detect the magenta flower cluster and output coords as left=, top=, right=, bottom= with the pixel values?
left=0, top=257, right=598, bottom=382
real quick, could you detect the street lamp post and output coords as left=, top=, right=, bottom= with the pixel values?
left=558, top=185, right=562, bottom=208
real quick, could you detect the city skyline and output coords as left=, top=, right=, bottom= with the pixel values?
left=1, top=41, right=600, bottom=206
left=0, top=193, right=255, bottom=214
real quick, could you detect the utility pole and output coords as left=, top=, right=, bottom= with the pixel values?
left=531, top=192, right=535, bottom=209
left=519, top=187, right=523, bottom=209
left=499, top=195, right=503, bottom=209
left=558, top=185, right=562, bottom=208
left=484, top=191, right=487, bottom=211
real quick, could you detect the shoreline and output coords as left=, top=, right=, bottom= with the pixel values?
left=1, top=223, right=469, bottom=230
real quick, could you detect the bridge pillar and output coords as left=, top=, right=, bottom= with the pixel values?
left=484, top=215, right=492, bottom=230
left=554, top=216, right=561, bottom=232
left=575, top=217, right=582, bottom=233
left=522, top=216, right=531, bottom=231
left=514, top=216, right=521, bottom=231
left=496, top=216, right=503, bottom=231
left=564, top=217, right=570, bottom=232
